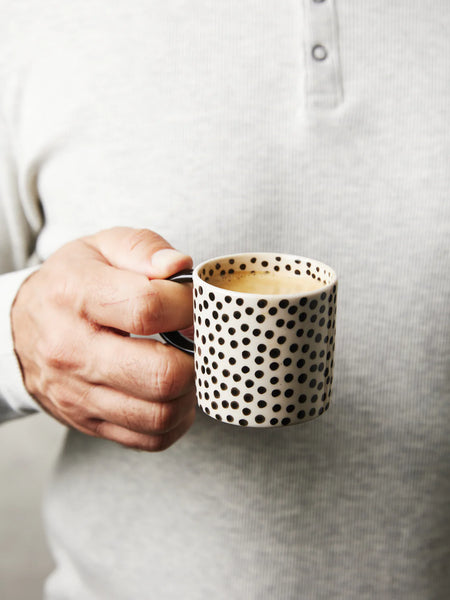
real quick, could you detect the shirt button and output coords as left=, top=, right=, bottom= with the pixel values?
left=312, top=44, right=328, bottom=61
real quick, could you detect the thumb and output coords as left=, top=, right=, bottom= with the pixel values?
left=85, top=227, right=193, bottom=278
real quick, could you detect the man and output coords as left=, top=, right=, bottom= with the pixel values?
left=1, top=2, right=449, bottom=598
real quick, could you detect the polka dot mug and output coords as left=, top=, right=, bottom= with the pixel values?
left=161, top=253, right=337, bottom=428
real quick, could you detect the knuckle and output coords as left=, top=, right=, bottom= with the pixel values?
left=129, top=283, right=162, bottom=335
left=40, top=334, right=79, bottom=372
left=149, top=402, right=177, bottom=434
left=154, top=355, right=179, bottom=401
left=126, top=228, right=165, bottom=254
left=144, top=434, right=173, bottom=453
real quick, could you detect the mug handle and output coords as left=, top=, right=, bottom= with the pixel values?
left=159, top=269, right=195, bottom=355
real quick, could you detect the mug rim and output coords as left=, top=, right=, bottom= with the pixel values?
left=193, top=252, right=337, bottom=299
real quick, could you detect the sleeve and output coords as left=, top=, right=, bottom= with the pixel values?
left=0, top=110, right=44, bottom=422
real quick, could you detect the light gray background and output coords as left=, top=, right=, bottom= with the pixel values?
left=0, top=415, right=65, bottom=600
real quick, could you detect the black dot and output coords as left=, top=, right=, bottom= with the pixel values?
left=242, top=337, right=251, bottom=345
left=270, top=418, right=279, bottom=425
left=253, top=328, right=261, bottom=336
left=239, top=419, right=248, bottom=426
left=243, top=408, right=251, bottom=416
left=257, top=344, right=267, bottom=352
left=284, top=387, right=294, bottom=396
left=228, top=327, right=236, bottom=335
left=286, top=405, right=295, bottom=413
left=281, top=418, right=291, bottom=426
left=211, top=401, right=218, bottom=410
left=231, top=401, right=239, bottom=409
left=241, top=324, right=249, bottom=333
left=255, top=370, right=264, bottom=378
left=236, top=298, right=244, bottom=306
left=298, top=394, right=307, bottom=403
left=276, top=319, right=285, bottom=327
left=231, top=388, right=240, bottom=396
left=242, top=351, right=250, bottom=359
left=256, top=315, right=265, bottom=323
left=257, top=299, right=268, bottom=308
left=245, top=380, right=255, bottom=388
left=310, top=299, right=318, bottom=310
left=309, top=408, right=316, bottom=417
left=271, top=389, right=281, bottom=397
left=269, top=348, right=280, bottom=358
left=283, top=360, right=292, bottom=369
left=230, top=341, right=238, bottom=349
left=300, top=297, right=307, bottom=306
left=255, top=356, right=264, bottom=365
left=261, top=261, right=268, bottom=267
left=222, top=314, right=229, bottom=322
left=270, top=376, right=279, bottom=385
left=255, top=415, right=266, bottom=424
left=288, top=305, right=298, bottom=315
left=272, top=404, right=281, bottom=412
left=297, top=410, right=305, bottom=419
left=257, top=386, right=267, bottom=394
left=242, top=365, right=250, bottom=374
left=246, top=307, right=254, bottom=315
left=277, top=336, right=287, bottom=344
left=232, top=374, right=241, bottom=382
left=265, top=330, right=274, bottom=339
left=299, top=312, right=307, bottom=322
left=244, top=393, right=253, bottom=402
left=240, top=263, right=246, bottom=270
left=269, top=307, right=277, bottom=316
left=269, top=362, right=279, bottom=371
left=225, top=296, right=232, bottom=303
left=279, top=299, right=289, bottom=309
left=222, top=400, right=229, bottom=408
left=298, top=373, right=307, bottom=383
left=257, top=400, right=267, bottom=408
left=226, top=415, right=234, bottom=423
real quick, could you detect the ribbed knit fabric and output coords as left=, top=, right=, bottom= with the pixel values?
left=0, top=2, right=449, bottom=598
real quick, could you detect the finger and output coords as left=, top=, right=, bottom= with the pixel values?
left=86, top=407, right=196, bottom=452
left=87, top=333, right=195, bottom=402
left=85, top=386, right=196, bottom=435
left=76, top=260, right=193, bottom=335
left=85, top=227, right=193, bottom=279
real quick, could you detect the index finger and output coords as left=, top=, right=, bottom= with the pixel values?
left=78, top=261, right=193, bottom=335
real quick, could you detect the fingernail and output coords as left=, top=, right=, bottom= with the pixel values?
left=151, top=249, right=190, bottom=272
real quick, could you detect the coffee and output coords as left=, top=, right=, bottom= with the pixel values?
left=208, top=270, right=325, bottom=295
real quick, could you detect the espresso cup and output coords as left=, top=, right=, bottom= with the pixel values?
left=161, top=252, right=337, bottom=428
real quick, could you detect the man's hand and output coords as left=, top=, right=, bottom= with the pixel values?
left=11, top=227, right=196, bottom=452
